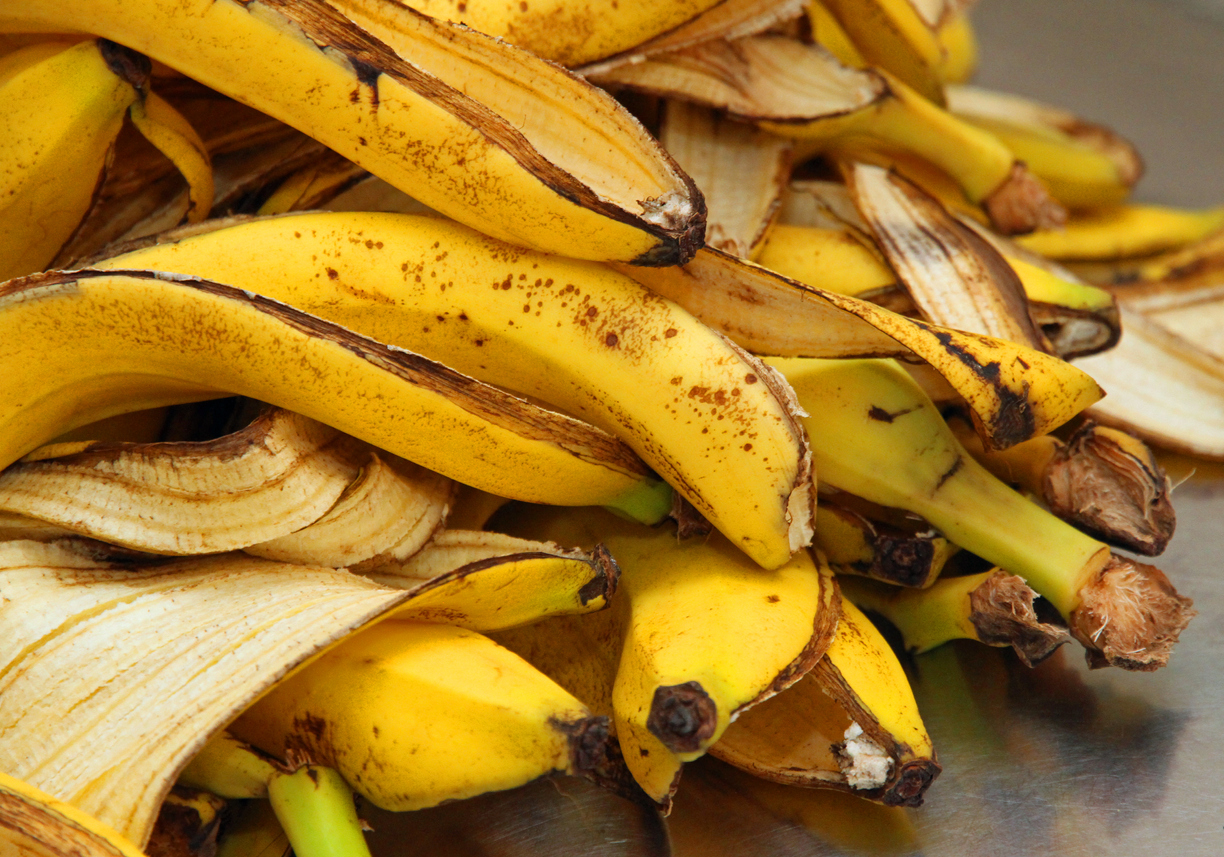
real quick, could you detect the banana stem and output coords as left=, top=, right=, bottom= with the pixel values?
left=604, top=478, right=673, bottom=525
left=841, top=571, right=1072, bottom=667
left=889, top=453, right=1109, bottom=618
left=267, top=765, right=372, bottom=857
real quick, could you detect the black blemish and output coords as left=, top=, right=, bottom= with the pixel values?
left=934, top=454, right=964, bottom=490
left=605, top=333, right=619, bottom=347
left=350, top=56, right=381, bottom=106
left=931, top=330, right=1035, bottom=447
left=867, top=404, right=919, bottom=423
left=99, top=40, right=151, bottom=88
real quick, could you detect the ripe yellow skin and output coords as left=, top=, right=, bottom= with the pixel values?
left=0, top=40, right=137, bottom=281
left=101, top=213, right=809, bottom=569
left=0, top=0, right=699, bottom=263
left=232, top=622, right=596, bottom=811
left=0, top=270, right=657, bottom=510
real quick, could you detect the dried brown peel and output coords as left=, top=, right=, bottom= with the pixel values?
left=246, top=451, right=455, bottom=568
left=146, top=788, right=225, bottom=857
left=712, top=598, right=938, bottom=806
left=0, top=541, right=414, bottom=847
left=968, top=572, right=1073, bottom=667
left=981, top=163, right=1067, bottom=235
left=659, top=99, right=793, bottom=258
left=0, top=771, right=147, bottom=857
left=1043, top=422, right=1176, bottom=556
left=0, top=408, right=365, bottom=555
left=844, top=160, right=1050, bottom=351
left=617, top=248, right=1103, bottom=449
left=1070, top=555, right=1196, bottom=672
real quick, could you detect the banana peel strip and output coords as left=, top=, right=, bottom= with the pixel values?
left=0, top=542, right=415, bottom=847
left=0, top=534, right=620, bottom=847
left=0, top=771, right=146, bottom=857
left=617, top=248, right=1103, bottom=449
left=1076, top=307, right=1224, bottom=459
left=844, top=161, right=1049, bottom=351
left=0, top=409, right=368, bottom=555
left=711, top=596, right=938, bottom=807
left=247, top=452, right=455, bottom=568
left=660, top=100, right=793, bottom=259
left=370, top=529, right=621, bottom=632
left=0, top=269, right=656, bottom=509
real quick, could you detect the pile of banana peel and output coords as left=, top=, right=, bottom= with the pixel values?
left=0, top=0, right=1217, bottom=855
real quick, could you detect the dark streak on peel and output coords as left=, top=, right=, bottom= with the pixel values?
left=933, top=454, right=963, bottom=491
left=98, top=39, right=151, bottom=90
left=929, top=329, right=1035, bottom=450
left=255, top=0, right=703, bottom=264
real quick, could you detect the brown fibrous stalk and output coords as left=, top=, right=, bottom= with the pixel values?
left=969, top=571, right=1072, bottom=667
left=1044, top=422, right=1175, bottom=556
left=983, top=163, right=1067, bottom=235
left=1070, top=554, right=1196, bottom=671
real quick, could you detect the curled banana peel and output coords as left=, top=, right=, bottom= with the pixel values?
left=1020, top=203, right=1224, bottom=264
left=0, top=409, right=369, bottom=555
left=0, top=771, right=146, bottom=857
left=246, top=451, right=456, bottom=569
left=0, top=269, right=667, bottom=517
left=0, top=542, right=414, bottom=846
left=178, top=732, right=278, bottom=800
left=844, top=160, right=1051, bottom=352
left=814, top=491, right=956, bottom=588
left=817, top=0, right=949, bottom=105
left=712, top=596, right=939, bottom=807
left=377, top=531, right=622, bottom=632
left=491, top=503, right=840, bottom=809
left=591, top=34, right=1063, bottom=234
left=759, top=214, right=1121, bottom=359
left=0, top=0, right=704, bottom=263
left=659, top=99, right=793, bottom=259
left=949, top=415, right=1176, bottom=556
left=947, top=84, right=1143, bottom=210
left=332, top=0, right=728, bottom=70
left=230, top=621, right=613, bottom=812
left=839, top=571, right=1073, bottom=666
left=98, top=212, right=805, bottom=568
left=1075, top=306, right=1224, bottom=460
left=620, top=247, right=1103, bottom=450
left=0, top=38, right=214, bottom=281
left=770, top=355, right=1196, bottom=670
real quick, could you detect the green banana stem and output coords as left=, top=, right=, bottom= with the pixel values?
left=604, top=478, right=674, bottom=525
left=770, top=356, right=1194, bottom=671
left=840, top=571, right=1072, bottom=667
left=267, top=764, right=372, bottom=857
left=178, top=731, right=278, bottom=799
